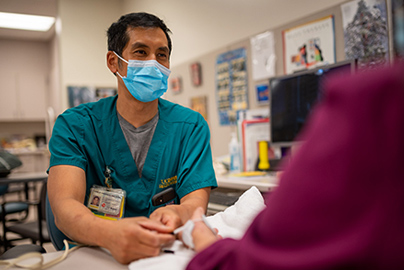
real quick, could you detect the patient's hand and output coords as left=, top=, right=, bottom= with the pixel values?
left=190, top=207, right=221, bottom=252
left=150, top=205, right=182, bottom=230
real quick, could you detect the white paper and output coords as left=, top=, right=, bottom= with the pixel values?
left=250, top=31, right=276, bottom=81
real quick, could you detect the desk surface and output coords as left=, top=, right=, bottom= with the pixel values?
left=1, top=173, right=274, bottom=269
left=5, top=247, right=127, bottom=270
left=2, top=172, right=277, bottom=192
left=0, top=172, right=48, bottom=185
left=216, top=173, right=279, bottom=192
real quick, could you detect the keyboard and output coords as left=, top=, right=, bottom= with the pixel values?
left=209, top=190, right=243, bottom=206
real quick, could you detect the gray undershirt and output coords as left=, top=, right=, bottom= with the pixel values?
left=117, top=111, right=159, bottom=178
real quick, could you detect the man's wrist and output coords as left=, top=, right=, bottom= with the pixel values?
left=88, top=216, right=116, bottom=248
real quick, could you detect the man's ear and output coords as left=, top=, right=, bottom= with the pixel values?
left=106, top=51, right=118, bottom=74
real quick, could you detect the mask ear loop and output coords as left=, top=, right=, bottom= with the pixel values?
left=113, top=51, right=128, bottom=64
left=115, top=71, right=124, bottom=79
left=113, top=51, right=128, bottom=79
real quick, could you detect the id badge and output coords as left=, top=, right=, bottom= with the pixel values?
left=87, top=185, right=126, bottom=220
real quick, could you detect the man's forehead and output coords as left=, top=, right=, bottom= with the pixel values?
left=126, top=27, right=167, bottom=43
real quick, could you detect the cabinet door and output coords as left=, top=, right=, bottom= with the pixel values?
left=18, top=73, right=47, bottom=120
left=12, top=152, right=50, bottom=173
left=0, top=73, right=19, bottom=120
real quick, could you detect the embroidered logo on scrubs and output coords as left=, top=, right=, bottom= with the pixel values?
left=159, top=175, right=177, bottom=188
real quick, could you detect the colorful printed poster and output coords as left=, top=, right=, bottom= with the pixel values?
left=216, top=48, right=248, bottom=126
left=191, top=96, right=208, bottom=122
left=256, top=84, right=269, bottom=104
left=283, top=16, right=336, bottom=74
left=341, top=0, right=389, bottom=69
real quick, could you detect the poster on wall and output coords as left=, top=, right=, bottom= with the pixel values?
left=216, top=48, right=248, bottom=126
left=256, top=84, right=269, bottom=104
left=170, top=77, right=182, bottom=94
left=250, top=31, right=276, bottom=81
left=95, top=87, right=117, bottom=101
left=283, top=15, right=336, bottom=74
left=67, top=86, right=118, bottom=108
left=341, top=0, right=389, bottom=69
left=68, top=86, right=117, bottom=108
left=190, top=62, right=202, bottom=86
left=392, top=0, right=404, bottom=59
left=68, top=86, right=95, bottom=108
left=190, top=96, right=208, bottom=121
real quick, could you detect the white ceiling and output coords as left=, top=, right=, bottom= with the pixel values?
left=0, top=0, right=57, bottom=41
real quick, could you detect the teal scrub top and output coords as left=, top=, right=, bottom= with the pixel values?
left=48, top=96, right=217, bottom=217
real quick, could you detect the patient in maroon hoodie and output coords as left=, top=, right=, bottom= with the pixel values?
left=185, top=61, right=404, bottom=270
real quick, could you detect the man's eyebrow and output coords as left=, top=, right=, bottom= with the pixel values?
left=158, top=46, right=170, bottom=54
left=130, top=42, right=169, bottom=54
left=131, top=42, right=149, bottom=50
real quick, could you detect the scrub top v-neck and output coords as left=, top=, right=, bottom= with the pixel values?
left=117, top=110, right=159, bottom=178
left=48, top=96, right=217, bottom=217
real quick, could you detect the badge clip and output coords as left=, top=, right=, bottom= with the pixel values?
left=104, top=166, right=113, bottom=189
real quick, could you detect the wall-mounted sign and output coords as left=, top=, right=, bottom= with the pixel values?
left=216, top=48, right=248, bottom=126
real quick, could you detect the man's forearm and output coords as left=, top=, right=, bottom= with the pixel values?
left=176, top=187, right=211, bottom=223
left=53, top=198, right=114, bottom=247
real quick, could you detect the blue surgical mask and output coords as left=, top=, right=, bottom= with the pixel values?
left=114, top=52, right=171, bottom=102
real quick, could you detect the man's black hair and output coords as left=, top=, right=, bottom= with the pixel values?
left=107, top=12, right=172, bottom=57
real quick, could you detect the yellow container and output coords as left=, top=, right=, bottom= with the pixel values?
left=258, top=141, right=270, bottom=171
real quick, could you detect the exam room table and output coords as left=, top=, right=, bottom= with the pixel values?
left=2, top=186, right=266, bottom=270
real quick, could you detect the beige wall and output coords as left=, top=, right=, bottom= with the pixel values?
left=57, top=0, right=122, bottom=113
left=57, top=0, right=349, bottom=112
left=1, top=0, right=355, bottom=157
left=121, top=0, right=352, bottom=157
left=123, top=0, right=348, bottom=68
left=55, top=0, right=350, bottom=157
left=49, top=30, right=61, bottom=116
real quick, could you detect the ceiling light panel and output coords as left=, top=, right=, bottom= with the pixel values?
left=0, top=12, right=55, bottom=32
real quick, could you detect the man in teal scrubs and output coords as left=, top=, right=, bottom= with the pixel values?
left=48, top=12, right=217, bottom=264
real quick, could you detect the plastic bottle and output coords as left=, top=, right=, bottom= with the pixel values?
left=229, top=132, right=240, bottom=173
left=257, top=141, right=270, bottom=171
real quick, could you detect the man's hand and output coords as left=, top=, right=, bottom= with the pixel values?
left=149, top=205, right=182, bottom=230
left=104, top=217, right=175, bottom=264
left=48, top=166, right=175, bottom=265
left=150, top=187, right=211, bottom=230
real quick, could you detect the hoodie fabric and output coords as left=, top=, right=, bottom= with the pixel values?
left=187, top=62, right=404, bottom=270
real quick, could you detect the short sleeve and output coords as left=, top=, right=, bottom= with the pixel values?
left=48, top=111, right=87, bottom=171
left=176, top=115, right=217, bottom=198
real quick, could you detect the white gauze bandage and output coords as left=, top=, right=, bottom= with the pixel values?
left=173, top=215, right=215, bottom=249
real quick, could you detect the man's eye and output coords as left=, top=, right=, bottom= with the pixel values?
left=135, top=50, right=146, bottom=55
left=158, top=53, right=168, bottom=58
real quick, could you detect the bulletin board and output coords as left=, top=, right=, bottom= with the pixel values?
left=216, top=48, right=249, bottom=126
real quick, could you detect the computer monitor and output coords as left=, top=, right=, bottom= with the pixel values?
left=269, top=59, right=357, bottom=147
